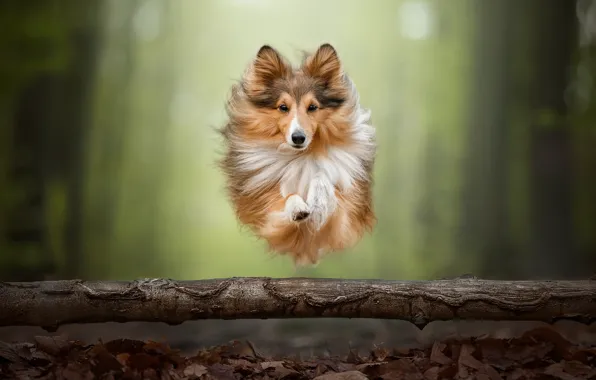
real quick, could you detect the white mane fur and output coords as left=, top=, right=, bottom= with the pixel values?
left=232, top=102, right=375, bottom=200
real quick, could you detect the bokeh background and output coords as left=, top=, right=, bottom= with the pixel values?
left=1, top=0, right=596, bottom=354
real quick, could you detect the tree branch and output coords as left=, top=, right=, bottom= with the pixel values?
left=0, top=277, right=594, bottom=331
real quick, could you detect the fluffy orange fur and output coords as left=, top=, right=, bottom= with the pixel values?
left=218, top=43, right=376, bottom=266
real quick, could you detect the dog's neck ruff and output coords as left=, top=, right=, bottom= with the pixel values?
left=233, top=107, right=375, bottom=199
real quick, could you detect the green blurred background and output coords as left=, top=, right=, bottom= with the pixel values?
left=1, top=0, right=595, bottom=282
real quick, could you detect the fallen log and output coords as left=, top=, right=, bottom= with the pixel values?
left=0, top=277, right=594, bottom=331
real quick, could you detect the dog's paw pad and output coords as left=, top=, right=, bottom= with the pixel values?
left=292, top=210, right=310, bottom=221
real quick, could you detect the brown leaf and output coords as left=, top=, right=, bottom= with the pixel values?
left=0, top=341, right=26, bottom=363
left=223, top=340, right=258, bottom=359
left=193, top=347, right=223, bottom=365
left=316, top=359, right=342, bottom=372
left=439, top=363, right=457, bottom=379
left=476, top=337, right=514, bottom=371
left=102, top=339, right=146, bottom=356
left=115, top=352, right=129, bottom=366
left=558, top=360, right=596, bottom=378
left=570, top=347, right=596, bottom=364
left=183, top=363, right=208, bottom=377
left=423, top=366, right=440, bottom=380
left=458, top=343, right=483, bottom=370
left=227, top=358, right=255, bottom=370
left=87, top=343, right=123, bottom=376
left=313, top=371, right=368, bottom=380
left=142, top=340, right=172, bottom=355
left=483, top=364, right=503, bottom=380
left=127, top=352, right=160, bottom=371
left=346, top=349, right=361, bottom=364
left=522, top=326, right=573, bottom=359
left=358, top=358, right=423, bottom=379
left=505, top=342, right=554, bottom=364
left=7, top=363, right=46, bottom=380
left=207, top=363, right=236, bottom=380
left=313, top=363, right=328, bottom=377
left=60, top=362, right=94, bottom=380
left=543, top=362, right=584, bottom=380
left=508, top=367, right=532, bottom=380
left=371, top=346, right=390, bottom=362
left=429, top=342, right=452, bottom=365
left=476, top=338, right=505, bottom=360
left=34, top=336, right=70, bottom=356
left=260, top=360, right=299, bottom=378
left=142, top=368, right=161, bottom=380
left=394, top=347, right=412, bottom=357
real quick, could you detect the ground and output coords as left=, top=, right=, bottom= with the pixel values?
left=1, top=320, right=595, bottom=379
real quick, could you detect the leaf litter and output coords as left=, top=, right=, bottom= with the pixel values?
left=0, top=326, right=594, bottom=379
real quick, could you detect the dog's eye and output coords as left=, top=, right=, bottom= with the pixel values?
left=278, top=104, right=289, bottom=112
left=307, top=104, right=318, bottom=112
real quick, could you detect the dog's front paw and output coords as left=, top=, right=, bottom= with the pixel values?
left=285, top=194, right=310, bottom=222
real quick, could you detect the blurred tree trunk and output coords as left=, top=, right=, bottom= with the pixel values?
left=572, top=0, right=596, bottom=275
left=83, top=0, right=139, bottom=278
left=2, top=0, right=103, bottom=280
left=62, top=18, right=102, bottom=278
left=461, top=0, right=581, bottom=280
left=526, top=0, right=579, bottom=279
left=459, top=0, right=512, bottom=279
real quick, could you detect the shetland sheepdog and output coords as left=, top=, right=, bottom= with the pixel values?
left=218, top=43, right=376, bottom=266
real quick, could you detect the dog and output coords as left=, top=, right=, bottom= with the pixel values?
left=218, top=43, right=376, bottom=266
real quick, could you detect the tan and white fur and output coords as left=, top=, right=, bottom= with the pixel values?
left=218, top=43, right=376, bottom=266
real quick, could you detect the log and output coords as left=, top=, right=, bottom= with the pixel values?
left=0, top=277, right=595, bottom=331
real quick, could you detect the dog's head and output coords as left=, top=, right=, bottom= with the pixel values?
left=236, top=43, right=355, bottom=152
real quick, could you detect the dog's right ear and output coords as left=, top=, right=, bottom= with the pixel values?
left=246, top=45, right=291, bottom=85
left=242, top=45, right=291, bottom=106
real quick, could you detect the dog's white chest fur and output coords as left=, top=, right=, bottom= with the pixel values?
left=236, top=107, right=375, bottom=200
left=278, top=151, right=358, bottom=199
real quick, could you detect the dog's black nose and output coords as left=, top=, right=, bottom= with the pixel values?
left=291, top=131, right=306, bottom=145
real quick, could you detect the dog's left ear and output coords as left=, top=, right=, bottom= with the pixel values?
left=302, top=43, right=343, bottom=86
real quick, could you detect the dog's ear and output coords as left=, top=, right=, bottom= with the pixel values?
left=243, top=45, right=291, bottom=106
left=245, top=45, right=291, bottom=86
left=302, top=43, right=343, bottom=87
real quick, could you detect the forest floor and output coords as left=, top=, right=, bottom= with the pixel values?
left=1, top=320, right=595, bottom=379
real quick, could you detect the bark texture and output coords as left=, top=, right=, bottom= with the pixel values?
left=0, top=277, right=595, bottom=331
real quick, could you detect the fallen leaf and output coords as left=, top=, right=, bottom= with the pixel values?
left=483, top=363, right=503, bottom=380
left=346, top=349, right=361, bottom=364
left=394, top=347, right=412, bottom=356
left=371, top=346, right=390, bottom=361
left=115, top=352, right=129, bottom=366
left=61, top=362, right=94, bottom=380
left=207, top=363, right=236, bottom=380
left=313, top=363, right=328, bottom=377
left=260, top=360, right=298, bottom=378
left=522, top=327, right=573, bottom=360
left=429, top=342, right=451, bottom=365
left=0, top=341, right=25, bottom=363
left=34, top=336, right=70, bottom=356
left=142, top=368, right=160, bottom=380
left=508, top=367, right=532, bottom=380
left=102, top=339, right=146, bottom=356
left=143, top=340, right=172, bottom=355
left=458, top=343, right=483, bottom=370
left=423, top=366, right=439, bottom=380
left=127, top=352, right=160, bottom=371
left=184, top=363, right=208, bottom=377
left=313, top=370, right=368, bottom=380
left=543, top=362, right=583, bottom=380
left=559, top=360, right=596, bottom=378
